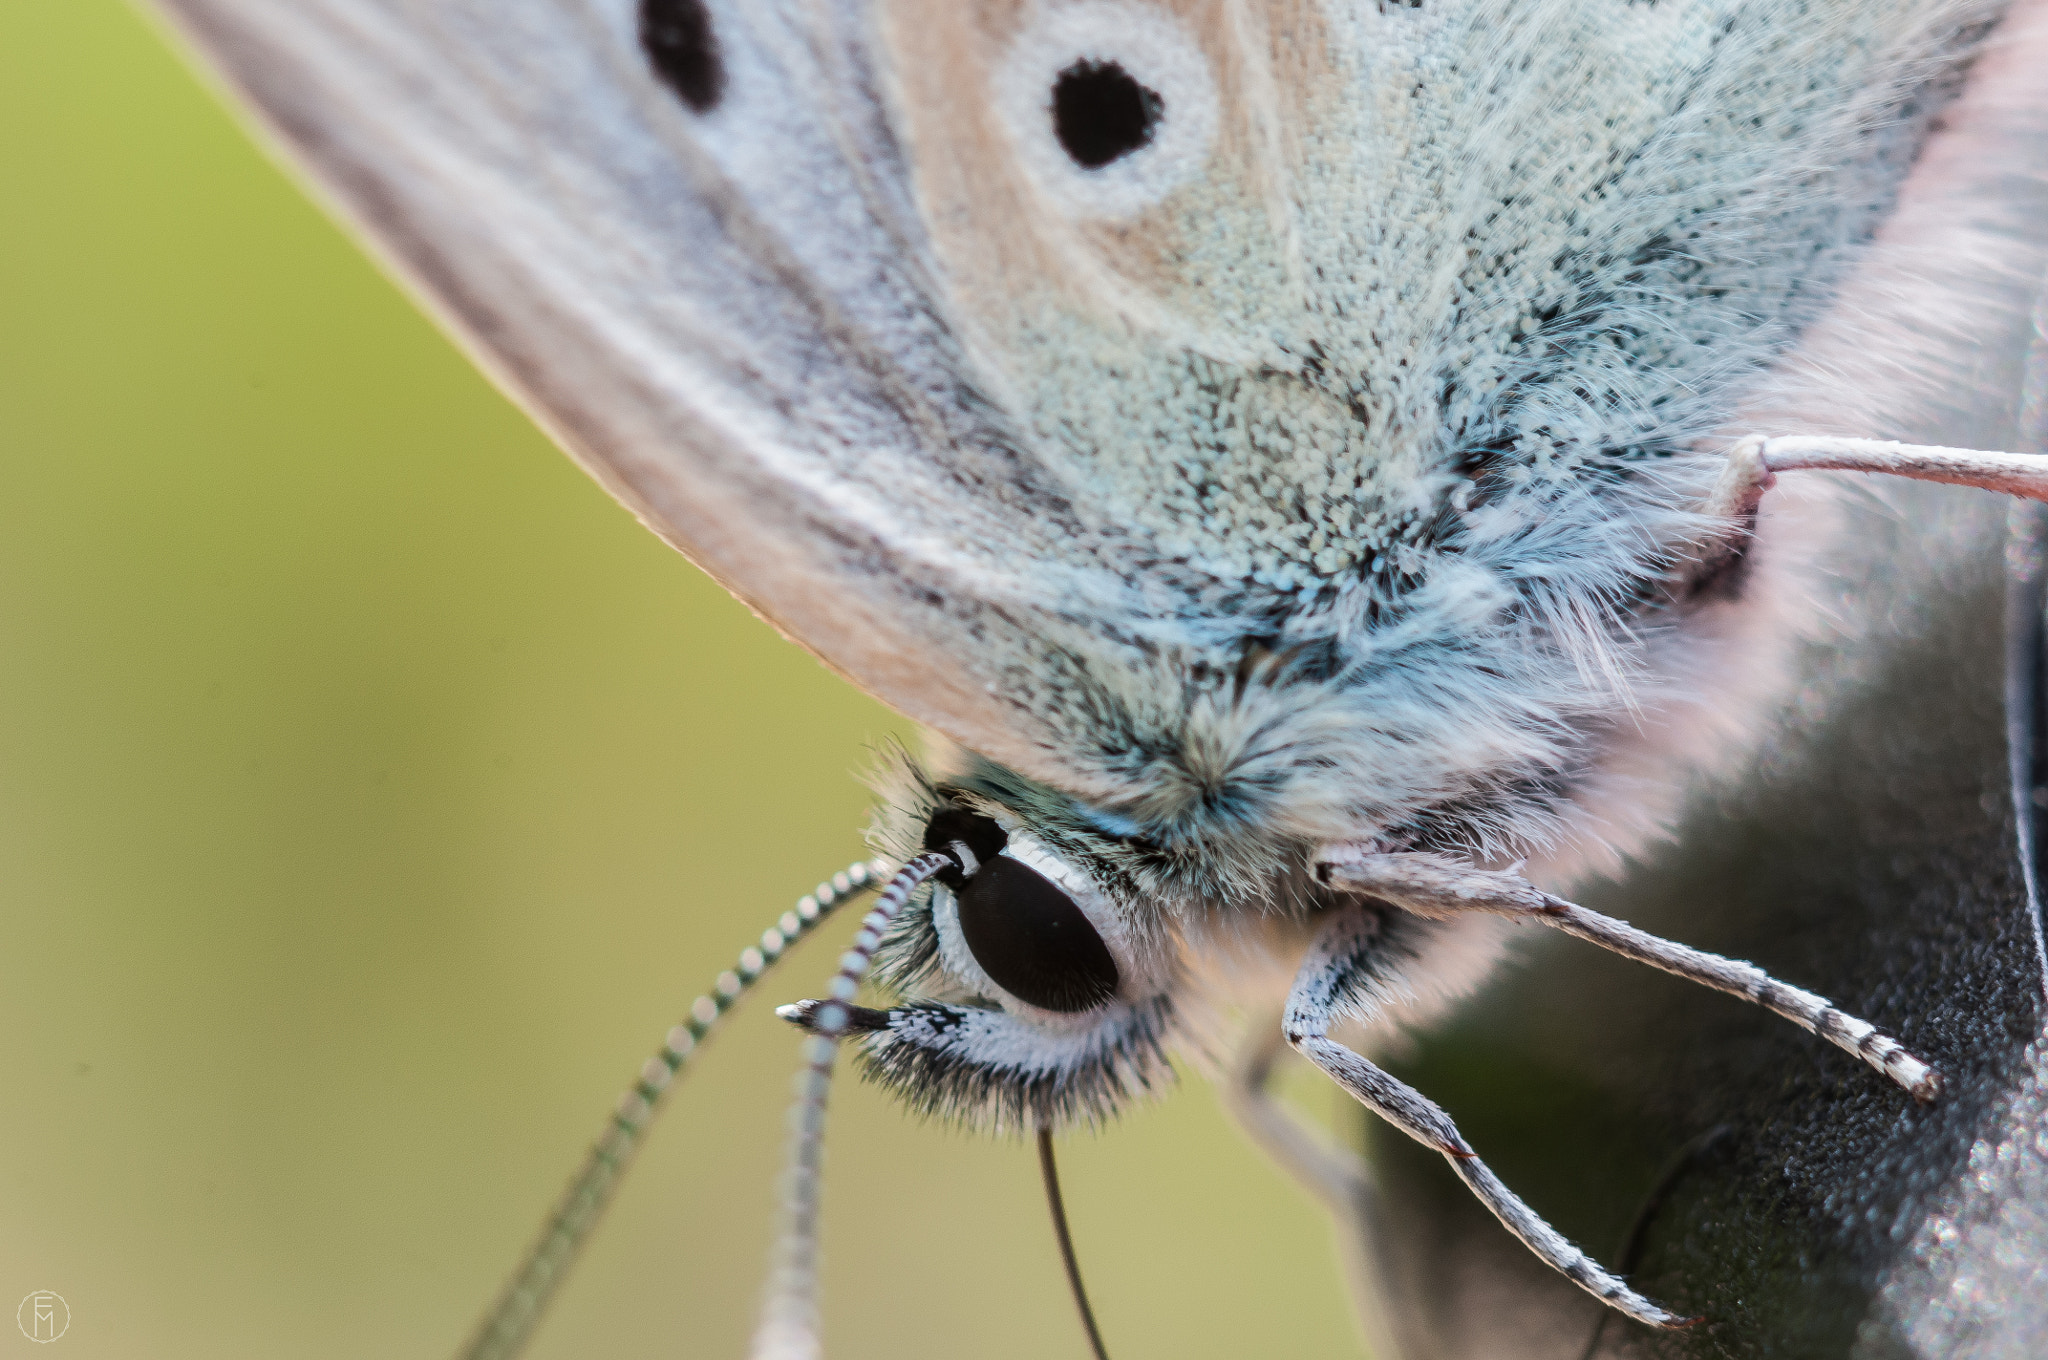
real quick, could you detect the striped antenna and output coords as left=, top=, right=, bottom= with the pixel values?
left=749, top=852, right=957, bottom=1360
left=456, top=859, right=887, bottom=1360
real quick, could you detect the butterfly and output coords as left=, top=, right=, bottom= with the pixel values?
left=145, top=0, right=2048, bottom=1353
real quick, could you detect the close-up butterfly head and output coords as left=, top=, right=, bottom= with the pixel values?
left=843, top=757, right=1188, bottom=1132
left=839, top=729, right=1472, bottom=1096
left=118, top=0, right=2048, bottom=1355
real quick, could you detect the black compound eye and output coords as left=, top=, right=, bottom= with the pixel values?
left=1051, top=59, right=1163, bottom=169
left=955, top=855, right=1120, bottom=1013
left=640, top=0, right=724, bottom=113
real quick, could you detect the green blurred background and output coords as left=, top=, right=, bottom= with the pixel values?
left=0, top=4, right=1371, bottom=1357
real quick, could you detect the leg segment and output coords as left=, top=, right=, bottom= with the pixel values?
left=1284, top=906, right=1693, bottom=1331
left=1220, top=1017, right=1374, bottom=1215
left=1221, top=1019, right=1408, bottom=1360
left=1711, top=432, right=2048, bottom=513
left=1756, top=434, right=2048, bottom=500
left=1318, top=851, right=1942, bottom=1102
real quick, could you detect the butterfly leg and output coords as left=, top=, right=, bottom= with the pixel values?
left=1284, top=905, right=1692, bottom=1330
left=1220, top=1016, right=1374, bottom=1213
left=1222, top=1018, right=1412, bottom=1360
left=1318, top=850, right=1942, bottom=1103
left=1711, top=432, right=2048, bottom=513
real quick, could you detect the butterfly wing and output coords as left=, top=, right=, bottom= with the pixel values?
left=147, top=0, right=2048, bottom=861
left=149, top=0, right=1182, bottom=806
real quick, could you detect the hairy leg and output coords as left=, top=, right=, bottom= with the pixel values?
left=1318, top=851, right=1942, bottom=1102
left=1284, top=906, right=1692, bottom=1331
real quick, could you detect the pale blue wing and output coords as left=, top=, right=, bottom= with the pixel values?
left=148, top=0, right=1174, bottom=804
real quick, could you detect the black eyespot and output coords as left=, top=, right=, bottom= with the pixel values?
left=955, top=856, right=1120, bottom=1013
left=1051, top=60, right=1162, bottom=169
left=640, top=0, right=724, bottom=113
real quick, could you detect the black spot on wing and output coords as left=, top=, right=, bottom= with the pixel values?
left=1052, top=61, right=1161, bottom=169
left=640, top=0, right=724, bottom=113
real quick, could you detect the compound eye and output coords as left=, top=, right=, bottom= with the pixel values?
left=955, top=855, right=1120, bottom=1013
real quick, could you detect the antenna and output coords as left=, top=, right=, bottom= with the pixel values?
left=749, top=852, right=957, bottom=1360
left=456, top=859, right=886, bottom=1360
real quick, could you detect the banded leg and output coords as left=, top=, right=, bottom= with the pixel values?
left=1285, top=906, right=1692, bottom=1330
left=1319, top=851, right=1942, bottom=1102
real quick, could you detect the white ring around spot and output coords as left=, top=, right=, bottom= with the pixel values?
left=994, top=2, right=1219, bottom=221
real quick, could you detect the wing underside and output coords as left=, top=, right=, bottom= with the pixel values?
left=148, top=0, right=1165, bottom=797
left=143, top=0, right=2048, bottom=853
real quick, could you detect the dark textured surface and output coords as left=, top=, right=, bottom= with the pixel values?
left=1360, top=488, right=2048, bottom=1360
